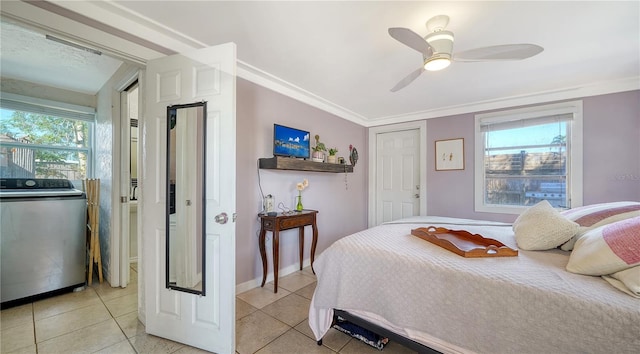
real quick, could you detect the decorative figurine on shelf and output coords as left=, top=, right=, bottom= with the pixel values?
left=295, top=178, right=309, bottom=211
left=349, top=144, right=359, bottom=167
left=312, top=135, right=326, bottom=162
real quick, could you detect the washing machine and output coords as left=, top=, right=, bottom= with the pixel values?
left=1, top=178, right=86, bottom=307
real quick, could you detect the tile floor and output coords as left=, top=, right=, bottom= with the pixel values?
left=1, top=264, right=417, bottom=354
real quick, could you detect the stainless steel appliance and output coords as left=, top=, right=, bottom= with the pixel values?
left=1, top=178, right=86, bottom=307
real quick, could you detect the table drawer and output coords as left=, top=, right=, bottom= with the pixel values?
left=263, top=219, right=274, bottom=229
left=280, top=214, right=314, bottom=229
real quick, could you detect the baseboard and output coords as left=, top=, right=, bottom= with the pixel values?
left=236, top=258, right=311, bottom=294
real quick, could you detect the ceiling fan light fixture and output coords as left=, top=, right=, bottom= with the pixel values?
left=424, top=54, right=451, bottom=71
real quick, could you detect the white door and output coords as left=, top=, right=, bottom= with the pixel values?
left=142, top=43, right=236, bottom=353
left=375, top=129, right=420, bottom=224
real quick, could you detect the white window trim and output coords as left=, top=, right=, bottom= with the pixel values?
left=474, top=100, right=583, bottom=214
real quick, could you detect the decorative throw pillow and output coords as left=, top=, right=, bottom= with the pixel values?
left=513, top=200, right=579, bottom=250
left=602, top=266, right=640, bottom=298
left=560, top=201, right=640, bottom=251
left=566, top=216, right=640, bottom=276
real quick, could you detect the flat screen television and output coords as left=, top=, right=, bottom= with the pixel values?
left=273, top=124, right=310, bottom=159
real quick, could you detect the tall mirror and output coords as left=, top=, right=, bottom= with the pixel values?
left=166, top=102, right=206, bottom=295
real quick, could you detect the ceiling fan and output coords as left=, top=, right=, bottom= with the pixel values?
left=388, top=15, right=543, bottom=92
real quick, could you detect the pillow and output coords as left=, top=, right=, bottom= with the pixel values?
left=513, top=200, right=579, bottom=250
left=602, top=266, right=640, bottom=298
left=559, top=201, right=640, bottom=251
left=566, top=216, right=640, bottom=276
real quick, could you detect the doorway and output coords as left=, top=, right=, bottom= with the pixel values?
left=119, top=80, right=140, bottom=288
left=368, top=121, right=428, bottom=227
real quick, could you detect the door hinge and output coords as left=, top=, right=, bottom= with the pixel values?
left=120, top=196, right=128, bottom=203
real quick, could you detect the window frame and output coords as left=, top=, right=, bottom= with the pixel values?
left=0, top=92, right=95, bottom=183
left=474, top=100, right=583, bottom=214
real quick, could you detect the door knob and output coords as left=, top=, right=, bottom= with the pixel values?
left=215, top=212, right=228, bottom=224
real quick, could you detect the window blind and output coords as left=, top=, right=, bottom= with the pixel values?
left=0, top=92, right=95, bottom=122
left=480, top=113, right=573, bottom=132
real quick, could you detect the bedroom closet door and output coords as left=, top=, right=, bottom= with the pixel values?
left=375, top=129, right=421, bottom=223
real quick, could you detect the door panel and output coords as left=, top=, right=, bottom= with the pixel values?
left=142, top=43, right=236, bottom=353
left=376, top=129, right=420, bottom=224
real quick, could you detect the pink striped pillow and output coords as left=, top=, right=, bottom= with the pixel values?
left=566, top=216, right=640, bottom=276
left=559, top=202, right=640, bottom=251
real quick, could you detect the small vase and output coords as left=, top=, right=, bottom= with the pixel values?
left=296, top=195, right=303, bottom=211
left=327, top=155, right=336, bottom=164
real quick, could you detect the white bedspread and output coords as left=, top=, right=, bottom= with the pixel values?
left=309, top=216, right=640, bottom=354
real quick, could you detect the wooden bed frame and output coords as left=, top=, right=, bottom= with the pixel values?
left=317, top=309, right=442, bottom=354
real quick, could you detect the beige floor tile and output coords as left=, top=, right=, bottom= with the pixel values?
left=35, top=302, right=112, bottom=342
left=114, top=311, right=145, bottom=338
left=93, top=339, right=136, bottom=354
left=103, top=292, right=137, bottom=317
left=235, top=310, right=289, bottom=354
left=1, top=322, right=35, bottom=353
left=276, top=271, right=317, bottom=293
left=236, top=284, right=291, bottom=309
left=236, top=298, right=257, bottom=320
left=1, top=303, right=33, bottom=330
left=36, top=319, right=126, bottom=354
left=173, top=345, right=215, bottom=354
left=129, top=331, right=185, bottom=354
left=255, top=328, right=334, bottom=354
left=130, top=262, right=138, bottom=272
left=301, top=266, right=317, bottom=279
left=1, top=343, right=37, bottom=354
left=337, top=337, right=381, bottom=354
left=295, top=281, right=317, bottom=300
left=93, top=281, right=138, bottom=302
left=294, top=321, right=350, bottom=352
left=260, top=293, right=311, bottom=327
left=33, top=287, right=101, bottom=320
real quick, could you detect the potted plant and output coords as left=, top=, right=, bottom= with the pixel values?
left=312, top=135, right=326, bottom=162
left=327, top=147, right=338, bottom=163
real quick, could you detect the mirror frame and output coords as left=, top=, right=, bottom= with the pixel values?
left=165, top=101, right=207, bottom=295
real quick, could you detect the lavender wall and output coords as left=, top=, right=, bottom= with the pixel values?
left=426, top=90, right=640, bottom=223
left=235, top=79, right=368, bottom=285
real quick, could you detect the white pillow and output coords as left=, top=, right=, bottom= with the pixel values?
left=602, top=266, right=640, bottom=298
left=566, top=216, right=640, bottom=276
left=513, top=200, right=579, bottom=250
left=560, top=201, right=640, bottom=251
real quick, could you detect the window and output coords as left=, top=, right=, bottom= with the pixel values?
left=474, top=101, right=583, bottom=214
left=0, top=93, right=94, bottom=183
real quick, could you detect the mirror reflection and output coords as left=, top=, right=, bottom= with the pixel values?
left=166, top=102, right=206, bottom=295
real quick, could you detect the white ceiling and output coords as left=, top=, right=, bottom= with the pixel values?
left=0, top=19, right=124, bottom=95
left=2, top=1, right=639, bottom=127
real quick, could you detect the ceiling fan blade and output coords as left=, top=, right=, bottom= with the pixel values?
left=453, top=44, right=543, bottom=62
left=388, top=27, right=432, bottom=56
left=390, top=67, right=425, bottom=92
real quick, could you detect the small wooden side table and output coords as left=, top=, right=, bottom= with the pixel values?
left=258, top=210, right=318, bottom=293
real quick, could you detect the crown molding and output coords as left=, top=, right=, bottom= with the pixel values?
left=367, top=76, right=640, bottom=127
left=236, top=61, right=369, bottom=126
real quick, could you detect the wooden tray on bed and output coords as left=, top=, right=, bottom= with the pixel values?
left=411, top=226, right=518, bottom=258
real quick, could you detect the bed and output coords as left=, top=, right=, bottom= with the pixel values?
left=308, top=215, right=640, bottom=354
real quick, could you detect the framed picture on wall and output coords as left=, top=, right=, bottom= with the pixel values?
left=435, top=138, right=464, bottom=171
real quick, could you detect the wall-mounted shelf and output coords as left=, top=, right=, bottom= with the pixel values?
left=259, top=156, right=354, bottom=173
